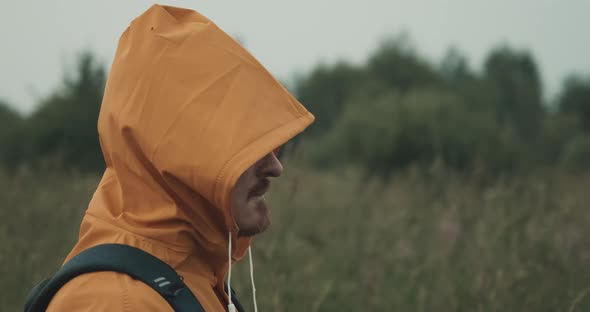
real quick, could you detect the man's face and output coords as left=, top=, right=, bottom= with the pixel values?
left=230, top=152, right=283, bottom=237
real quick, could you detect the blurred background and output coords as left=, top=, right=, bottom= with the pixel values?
left=2, top=1, right=590, bottom=311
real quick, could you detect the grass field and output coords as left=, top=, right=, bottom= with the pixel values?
left=2, top=164, right=590, bottom=311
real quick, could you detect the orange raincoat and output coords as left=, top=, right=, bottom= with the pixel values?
left=46, top=4, right=314, bottom=311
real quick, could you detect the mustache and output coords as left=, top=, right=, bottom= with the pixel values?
left=249, top=178, right=270, bottom=197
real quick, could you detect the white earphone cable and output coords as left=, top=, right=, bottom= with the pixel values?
left=248, top=246, right=259, bottom=312
left=228, top=231, right=236, bottom=312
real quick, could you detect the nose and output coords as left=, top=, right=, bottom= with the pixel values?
left=257, top=152, right=284, bottom=178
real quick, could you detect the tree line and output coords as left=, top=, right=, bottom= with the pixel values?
left=1, top=35, right=590, bottom=176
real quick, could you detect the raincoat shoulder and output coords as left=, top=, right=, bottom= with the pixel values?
left=46, top=272, right=172, bottom=311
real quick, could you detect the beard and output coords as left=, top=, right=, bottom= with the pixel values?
left=237, top=198, right=271, bottom=237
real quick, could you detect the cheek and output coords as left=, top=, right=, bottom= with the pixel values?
left=233, top=193, right=257, bottom=225
left=243, top=198, right=268, bottom=224
left=231, top=171, right=253, bottom=214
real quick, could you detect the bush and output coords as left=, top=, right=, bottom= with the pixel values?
left=0, top=101, right=25, bottom=170
left=539, top=113, right=583, bottom=164
left=558, top=75, right=590, bottom=130
left=309, top=89, right=525, bottom=176
left=560, top=135, right=590, bottom=172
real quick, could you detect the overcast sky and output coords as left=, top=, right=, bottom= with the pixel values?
left=1, top=0, right=589, bottom=114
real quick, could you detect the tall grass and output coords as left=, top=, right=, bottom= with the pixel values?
left=0, top=170, right=98, bottom=310
left=3, top=165, right=590, bottom=311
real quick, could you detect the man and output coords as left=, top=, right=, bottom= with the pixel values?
left=46, top=4, right=314, bottom=311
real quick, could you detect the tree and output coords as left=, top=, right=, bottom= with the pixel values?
left=440, top=48, right=470, bottom=81
left=0, top=100, right=24, bottom=169
left=295, top=61, right=367, bottom=137
left=484, top=46, right=543, bottom=140
left=440, top=48, right=500, bottom=115
left=367, top=35, right=441, bottom=94
left=28, top=51, right=106, bottom=171
left=558, top=75, right=590, bottom=130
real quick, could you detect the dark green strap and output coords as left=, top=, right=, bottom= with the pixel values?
left=226, top=283, right=246, bottom=312
left=25, top=244, right=205, bottom=312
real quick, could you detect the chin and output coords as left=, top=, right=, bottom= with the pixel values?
left=238, top=202, right=271, bottom=237
left=239, top=215, right=271, bottom=237
left=238, top=223, right=268, bottom=237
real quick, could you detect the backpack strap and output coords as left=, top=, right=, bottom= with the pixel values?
left=25, top=244, right=205, bottom=312
left=225, top=283, right=246, bottom=312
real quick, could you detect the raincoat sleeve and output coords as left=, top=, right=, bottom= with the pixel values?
left=46, top=271, right=173, bottom=311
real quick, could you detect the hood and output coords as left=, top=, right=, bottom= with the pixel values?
left=69, top=3, right=314, bottom=286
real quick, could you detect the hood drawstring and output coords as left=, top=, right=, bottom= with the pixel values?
left=227, top=231, right=259, bottom=312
